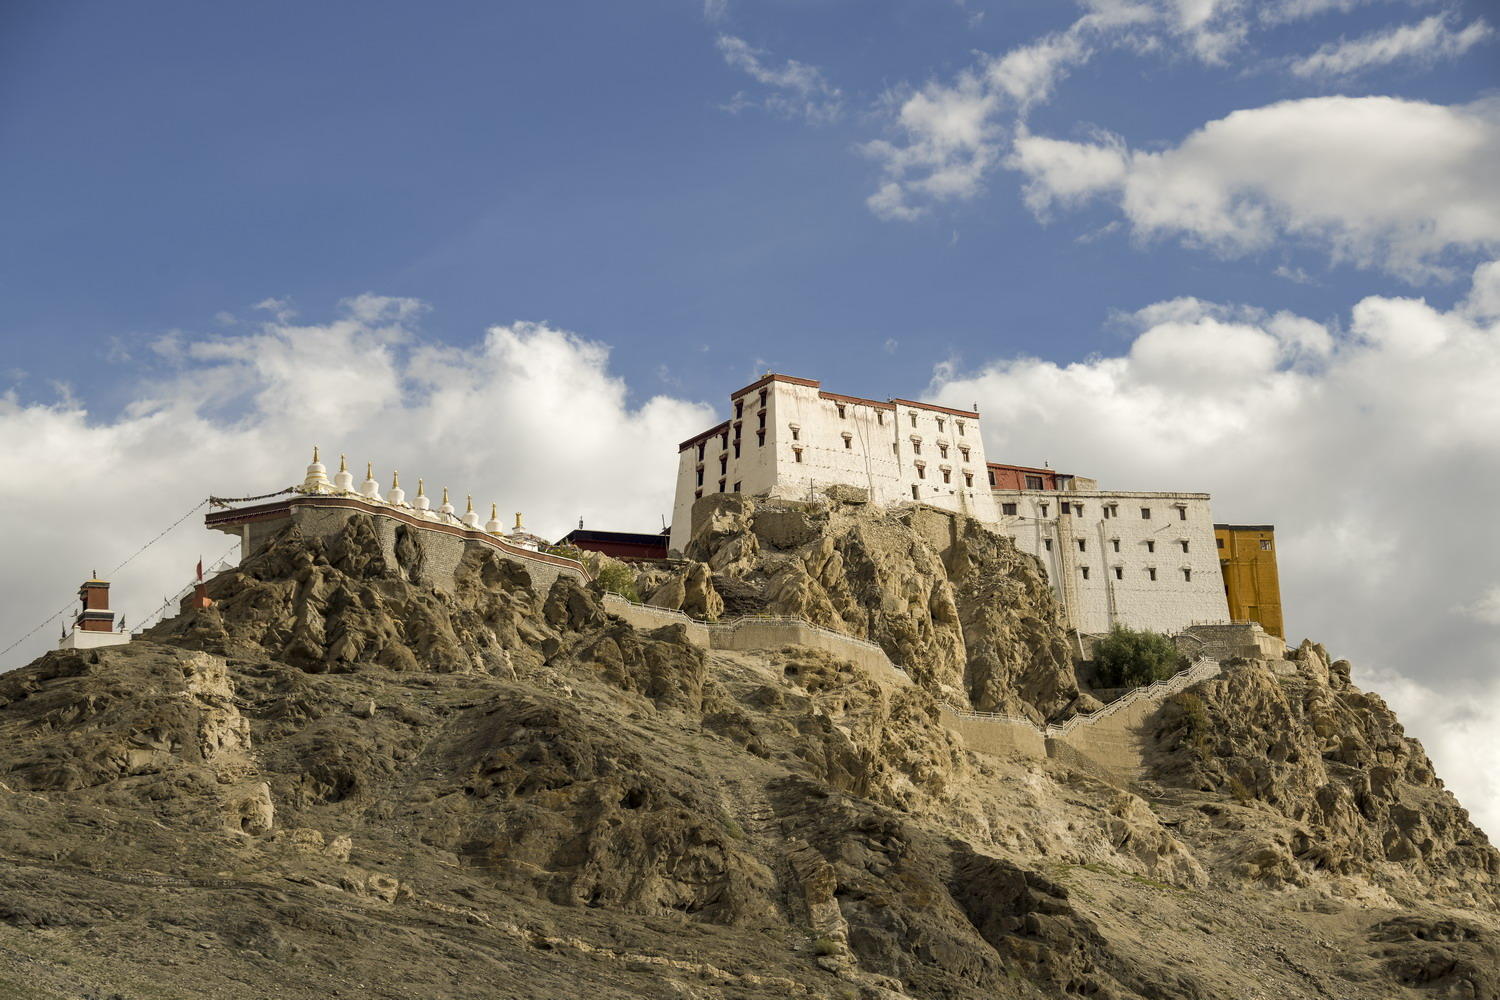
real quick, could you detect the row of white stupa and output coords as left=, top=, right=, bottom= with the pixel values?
left=297, top=448, right=538, bottom=545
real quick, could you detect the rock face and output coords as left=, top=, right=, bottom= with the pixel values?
left=0, top=511, right=1495, bottom=1000
left=674, top=493, right=1078, bottom=721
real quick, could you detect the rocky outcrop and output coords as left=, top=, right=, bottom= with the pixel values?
left=1152, top=641, right=1499, bottom=905
left=678, top=493, right=1078, bottom=721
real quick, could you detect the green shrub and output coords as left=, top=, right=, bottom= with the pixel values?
left=594, top=561, right=640, bottom=602
left=1091, top=625, right=1186, bottom=688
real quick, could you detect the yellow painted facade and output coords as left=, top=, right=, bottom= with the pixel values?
left=1214, top=524, right=1284, bottom=639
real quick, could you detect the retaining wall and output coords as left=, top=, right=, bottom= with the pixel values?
left=599, top=594, right=1222, bottom=785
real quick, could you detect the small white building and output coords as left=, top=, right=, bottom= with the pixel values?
left=992, top=487, right=1230, bottom=636
left=669, top=374, right=998, bottom=552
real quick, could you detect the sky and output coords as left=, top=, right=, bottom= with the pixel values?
left=1, top=0, right=1498, bottom=831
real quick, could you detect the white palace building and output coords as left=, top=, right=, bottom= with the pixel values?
left=671, top=373, right=1234, bottom=638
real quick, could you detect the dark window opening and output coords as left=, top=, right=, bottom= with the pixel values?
left=942, top=469, right=951, bottom=484
left=1077, top=539, right=1086, bottom=552
left=1260, top=539, right=1272, bottom=551
left=1178, top=507, right=1187, bottom=521
left=1044, top=539, right=1053, bottom=551
left=964, top=472, right=973, bottom=487
left=1001, top=502, right=1017, bottom=515
left=733, top=442, right=741, bottom=458
left=988, top=469, right=997, bottom=486
left=836, top=404, right=846, bottom=418
left=756, top=429, right=765, bottom=446
left=1111, top=539, right=1120, bottom=552
left=1146, top=540, right=1155, bottom=553
left=1141, top=507, right=1151, bottom=519
left=911, top=485, right=920, bottom=499
left=734, top=400, right=743, bottom=419
left=1114, top=566, right=1123, bottom=580
left=1025, top=475, right=1044, bottom=490
left=733, top=481, right=741, bottom=492
left=1147, top=567, right=1157, bottom=581
left=1039, top=503, right=1049, bottom=517
left=1181, top=540, right=1189, bottom=553
left=1080, top=566, right=1090, bottom=580
left=1183, top=568, right=1192, bottom=582
left=793, top=449, right=803, bottom=463
left=695, top=469, right=703, bottom=486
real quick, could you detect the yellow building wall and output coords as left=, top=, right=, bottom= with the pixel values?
left=1214, top=525, right=1284, bottom=639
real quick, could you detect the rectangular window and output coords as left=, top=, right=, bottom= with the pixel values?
left=791, top=426, right=800, bottom=441
left=1072, top=504, right=1082, bottom=516
left=1178, top=507, right=1187, bottom=520
left=1102, top=506, right=1111, bottom=519
left=694, top=488, right=703, bottom=499
left=1216, top=538, right=1225, bottom=549
left=1183, top=568, right=1192, bottom=582
left=756, top=429, right=765, bottom=446
left=843, top=437, right=852, bottom=449
left=957, top=421, right=965, bottom=436
left=734, top=442, right=741, bottom=458
left=936, top=417, right=944, bottom=431
left=1077, top=539, right=1086, bottom=552
left=1260, top=539, right=1272, bottom=550
left=733, top=481, right=741, bottom=492
left=942, top=469, right=951, bottom=483
left=1146, top=540, right=1155, bottom=553
left=1044, top=539, right=1053, bottom=551
left=877, top=411, right=885, bottom=426
left=1025, top=475, right=1044, bottom=490
left=1080, top=566, right=1090, bottom=580
left=696, top=442, right=705, bottom=460
left=1147, top=567, right=1156, bottom=581
left=988, top=469, right=997, bottom=486
left=1039, top=503, right=1049, bottom=517
left=1114, top=566, right=1123, bottom=580
left=1180, top=540, right=1189, bottom=553
left=1141, top=507, right=1151, bottom=519
left=758, top=389, right=767, bottom=407
left=939, top=444, right=948, bottom=458
left=960, top=447, right=970, bottom=461
left=695, top=469, right=703, bottom=486
left=837, top=404, right=846, bottom=418
left=1111, top=539, right=1120, bottom=552
left=757, top=411, right=766, bottom=429
left=911, top=484, right=920, bottom=499
left=964, top=473, right=973, bottom=487
left=794, top=449, right=803, bottom=464
left=718, top=478, right=726, bottom=492
left=913, top=441, right=922, bottom=455
left=910, top=413, right=917, bottom=428
left=917, top=466, right=926, bottom=479
left=1002, top=502, right=1017, bottom=515
left=734, top=401, right=743, bottom=419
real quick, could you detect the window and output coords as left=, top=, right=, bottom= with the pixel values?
left=1260, top=539, right=1272, bottom=551
left=957, top=421, right=965, bottom=436
left=719, top=454, right=727, bottom=469
left=1141, top=507, right=1151, bottom=519
left=988, top=469, right=997, bottom=487
left=1178, top=507, right=1187, bottom=521
left=1216, top=537, right=1225, bottom=549
left=1102, top=506, right=1112, bottom=519
left=722, top=431, right=729, bottom=448
left=733, top=441, right=741, bottom=459
left=758, top=389, right=767, bottom=407
left=936, top=417, right=945, bottom=432
left=909, top=412, right=917, bottom=428
left=912, top=440, right=922, bottom=455
left=960, top=446, right=970, bottom=461
left=1147, top=567, right=1157, bottom=581
left=793, top=448, right=804, bottom=464
left=917, top=465, right=926, bottom=479
left=790, top=425, right=800, bottom=441
left=1077, top=539, right=1086, bottom=552
left=757, top=411, right=766, bottom=430
left=842, top=432, right=852, bottom=449
left=1183, top=568, right=1192, bottom=582
left=1111, top=539, right=1120, bottom=553
left=1025, top=475, right=1044, bottom=490
left=1071, top=504, right=1082, bottom=517
left=1039, top=503, right=1049, bottom=517
left=877, top=410, right=885, bottom=426
left=695, top=469, right=703, bottom=486
left=911, top=485, right=920, bottom=499
left=836, top=403, right=846, bottom=419
left=756, top=429, right=765, bottom=446
left=942, top=469, right=951, bottom=484
left=718, top=478, right=726, bottom=492
left=1145, top=540, right=1155, bottom=553
left=1080, top=566, right=1090, bottom=580
left=892, top=443, right=900, bottom=455
left=1002, top=502, right=1017, bottom=515
left=693, top=488, right=703, bottom=500
left=939, top=444, right=949, bottom=458
left=696, top=442, right=705, bottom=461
left=1180, top=540, right=1190, bottom=553
left=964, top=472, right=973, bottom=487
left=735, top=400, right=743, bottom=419
left=733, top=481, right=741, bottom=492
left=1044, top=539, right=1053, bottom=551
left=1114, top=566, right=1123, bottom=580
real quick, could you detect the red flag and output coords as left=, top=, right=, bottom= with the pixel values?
left=196, top=558, right=204, bottom=582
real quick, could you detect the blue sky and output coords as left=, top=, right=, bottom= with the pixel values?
left=3, top=0, right=1493, bottom=412
left=2, top=1, right=1500, bottom=830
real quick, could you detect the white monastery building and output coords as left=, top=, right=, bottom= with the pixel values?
left=671, top=373, right=1233, bottom=638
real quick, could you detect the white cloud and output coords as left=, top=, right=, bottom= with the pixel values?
left=1291, top=13, right=1494, bottom=78
left=861, top=73, right=1002, bottom=220
left=703, top=0, right=728, bottom=23
left=716, top=35, right=843, bottom=124
left=927, top=259, right=1500, bottom=834
left=0, top=300, right=712, bottom=670
left=1008, top=96, right=1500, bottom=279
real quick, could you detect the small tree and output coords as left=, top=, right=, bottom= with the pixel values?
left=1091, top=625, right=1185, bottom=688
left=594, top=561, right=640, bottom=602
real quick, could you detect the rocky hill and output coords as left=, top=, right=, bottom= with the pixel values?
left=0, top=497, right=1495, bottom=1000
